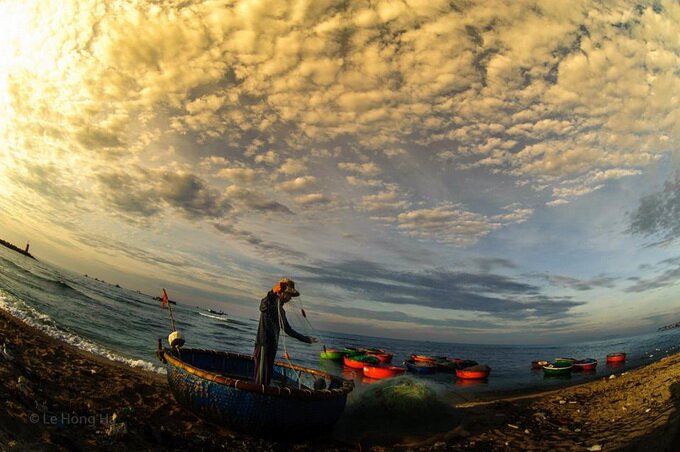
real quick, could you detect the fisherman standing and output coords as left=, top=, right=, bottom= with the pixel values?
left=253, top=278, right=317, bottom=385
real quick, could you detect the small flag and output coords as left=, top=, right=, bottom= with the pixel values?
left=161, top=288, right=169, bottom=309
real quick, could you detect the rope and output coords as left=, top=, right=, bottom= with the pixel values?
left=277, top=297, right=304, bottom=388
left=293, top=298, right=328, bottom=351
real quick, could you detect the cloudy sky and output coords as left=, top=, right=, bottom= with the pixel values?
left=1, top=0, right=679, bottom=344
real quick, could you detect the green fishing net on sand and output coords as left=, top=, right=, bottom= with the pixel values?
left=334, top=376, right=460, bottom=445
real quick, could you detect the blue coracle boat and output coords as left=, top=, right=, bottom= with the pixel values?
left=404, top=358, right=436, bottom=374
left=157, top=346, right=354, bottom=436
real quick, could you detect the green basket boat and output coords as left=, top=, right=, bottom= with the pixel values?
left=320, top=349, right=346, bottom=361
left=542, top=362, right=573, bottom=375
left=554, top=357, right=576, bottom=365
left=342, top=347, right=365, bottom=357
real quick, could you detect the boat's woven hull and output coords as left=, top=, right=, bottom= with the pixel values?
left=404, top=359, right=436, bottom=374
left=163, top=349, right=352, bottom=436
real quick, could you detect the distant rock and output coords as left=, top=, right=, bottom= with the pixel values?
left=657, top=321, right=680, bottom=332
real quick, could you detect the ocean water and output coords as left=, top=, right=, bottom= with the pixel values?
left=1, top=244, right=679, bottom=399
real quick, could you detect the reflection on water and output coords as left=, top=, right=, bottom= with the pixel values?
left=455, top=378, right=488, bottom=388
left=342, top=368, right=362, bottom=382
left=318, top=359, right=342, bottom=374
left=543, top=373, right=572, bottom=381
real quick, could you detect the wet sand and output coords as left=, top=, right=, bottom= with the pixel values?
left=1, top=308, right=679, bottom=451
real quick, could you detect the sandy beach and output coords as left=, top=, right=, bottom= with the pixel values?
left=1, top=308, right=679, bottom=451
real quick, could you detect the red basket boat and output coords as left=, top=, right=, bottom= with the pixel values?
left=455, top=364, right=491, bottom=380
left=410, top=354, right=441, bottom=363
left=573, top=358, right=598, bottom=371
left=363, top=365, right=406, bottom=379
left=366, top=352, right=393, bottom=363
left=606, top=352, right=626, bottom=363
left=343, top=355, right=379, bottom=370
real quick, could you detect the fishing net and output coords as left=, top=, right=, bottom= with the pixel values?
left=334, top=376, right=460, bottom=445
left=362, top=377, right=438, bottom=415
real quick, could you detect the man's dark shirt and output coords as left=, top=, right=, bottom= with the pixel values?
left=255, top=291, right=311, bottom=349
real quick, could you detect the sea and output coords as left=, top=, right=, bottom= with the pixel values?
left=1, top=244, right=679, bottom=401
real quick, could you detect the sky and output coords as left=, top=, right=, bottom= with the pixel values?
left=0, top=0, right=679, bottom=345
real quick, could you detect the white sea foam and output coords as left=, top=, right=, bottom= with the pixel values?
left=198, top=311, right=229, bottom=321
left=0, top=291, right=166, bottom=374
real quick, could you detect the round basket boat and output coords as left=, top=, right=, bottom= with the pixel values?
left=366, top=352, right=394, bottom=363
left=363, top=365, right=406, bottom=379
left=319, top=348, right=346, bottom=361
left=410, top=354, right=442, bottom=363
left=542, top=362, right=573, bottom=374
left=435, top=359, right=458, bottom=373
left=342, top=347, right=365, bottom=357
left=158, top=347, right=354, bottom=436
left=455, top=364, right=491, bottom=380
left=606, top=352, right=626, bottom=363
left=554, top=357, right=576, bottom=365
left=343, top=354, right=380, bottom=370
left=531, top=360, right=549, bottom=369
left=404, top=359, right=436, bottom=374
left=573, top=358, right=598, bottom=371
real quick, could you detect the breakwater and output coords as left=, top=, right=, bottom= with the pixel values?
left=0, top=238, right=35, bottom=259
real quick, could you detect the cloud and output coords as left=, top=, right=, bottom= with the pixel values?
left=326, top=305, right=500, bottom=330
left=96, top=167, right=231, bottom=220
left=1, top=0, right=678, bottom=341
left=279, top=176, right=317, bottom=193
left=337, top=162, right=381, bottom=177
left=216, top=167, right=258, bottom=183
left=626, top=265, right=680, bottom=293
left=96, top=171, right=162, bottom=218
left=470, top=257, right=518, bottom=272
left=279, top=159, right=307, bottom=175
left=397, top=205, right=501, bottom=246
left=357, top=187, right=410, bottom=213
left=213, top=222, right=307, bottom=260
left=4, top=0, right=677, bottom=228
left=293, top=259, right=584, bottom=320
left=393, top=202, right=534, bottom=246
left=346, top=176, right=383, bottom=187
left=624, top=254, right=680, bottom=293
left=629, top=173, right=680, bottom=242
left=547, top=274, right=618, bottom=291
left=294, top=193, right=330, bottom=206
left=7, top=160, right=86, bottom=207
left=74, top=232, right=191, bottom=269
left=547, top=168, right=642, bottom=206
left=224, top=185, right=293, bottom=214
left=160, top=172, right=232, bottom=218
left=492, top=203, right=534, bottom=224
left=254, top=150, right=279, bottom=165
left=74, top=125, right=126, bottom=150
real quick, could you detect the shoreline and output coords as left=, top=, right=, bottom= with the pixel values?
left=1, top=308, right=680, bottom=450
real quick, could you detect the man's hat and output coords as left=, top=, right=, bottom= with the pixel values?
left=273, top=278, right=300, bottom=297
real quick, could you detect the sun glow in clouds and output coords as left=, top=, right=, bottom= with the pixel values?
left=0, top=0, right=679, bottom=343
